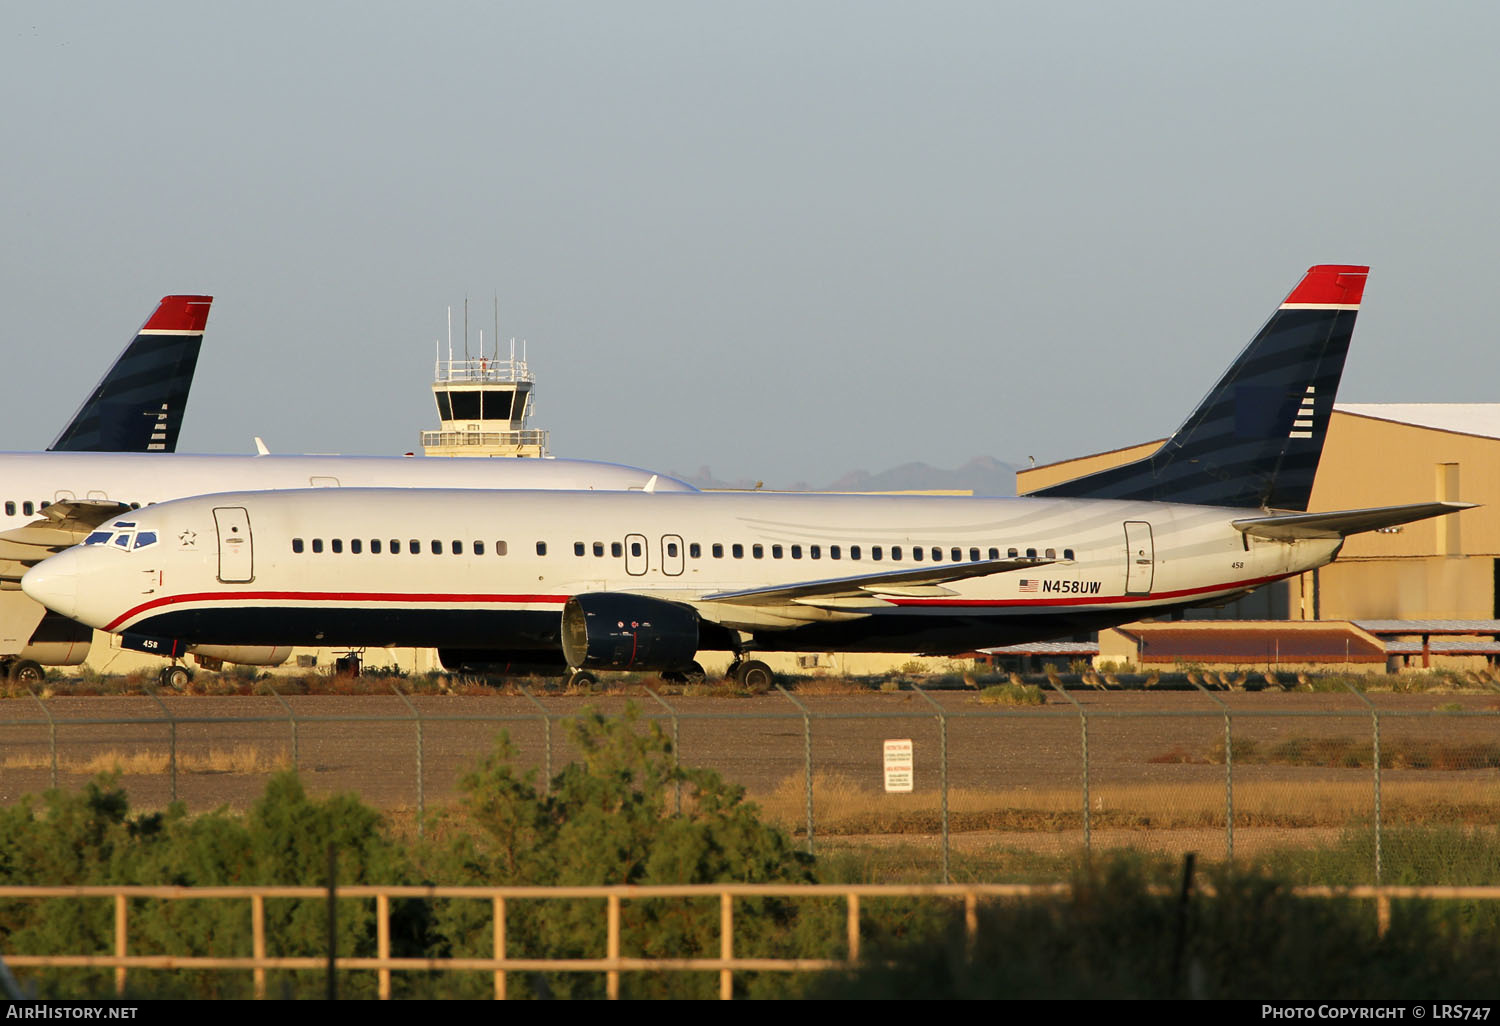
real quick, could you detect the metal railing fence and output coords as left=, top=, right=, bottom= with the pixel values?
left=4, top=881, right=1496, bottom=1000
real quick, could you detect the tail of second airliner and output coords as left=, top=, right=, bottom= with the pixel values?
left=1032, top=265, right=1367, bottom=511
left=48, top=295, right=212, bottom=453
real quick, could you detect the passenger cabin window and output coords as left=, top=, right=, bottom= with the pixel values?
left=631, top=540, right=643, bottom=557
left=712, top=543, right=724, bottom=558
left=1026, top=548, right=1037, bottom=558
left=612, top=541, right=623, bottom=557
left=409, top=540, right=420, bottom=554
left=312, top=539, right=324, bottom=553
left=474, top=541, right=484, bottom=556
left=849, top=545, right=860, bottom=559
left=667, top=541, right=679, bottom=558
left=22, top=502, right=33, bottom=516
left=371, top=539, right=382, bottom=554
left=3, top=502, right=12, bottom=516
left=871, top=546, right=882, bottom=561
left=970, top=547, right=980, bottom=561
left=771, top=544, right=782, bottom=559
left=1045, top=548, right=1056, bottom=559
left=452, top=540, right=463, bottom=555
left=913, top=547, right=923, bottom=562
left=1008, top=548, right=1019, bottom=558
left=536, top=541, right=547, bottom=556
left=732, top=544, right=744, bottom=559
left=752, top=544, right=763, bottom=559
left=431, top=540, right=442, bottom=555
left=575, top=542, right=586, bottom=557
left=810, top=545, right=821, bottom=559
left=332, top=539, right=343, bottom=553
left=791, top=545, right=802, bottom=559
left=891, top=546, right=902, bottom=560
left=830, top=545, right=841, bottom=559
left=351, top=539, right=362, bottom=554
left=1063, top=548, right=1075, bottom=560
left=593, top=542, right=604, bottom=557
left=689, top=543, right=701, bottom=558
left=495, top=541, right=508, bottom=556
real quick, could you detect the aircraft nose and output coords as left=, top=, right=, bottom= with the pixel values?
left=22, top=556, right=79, bottom=620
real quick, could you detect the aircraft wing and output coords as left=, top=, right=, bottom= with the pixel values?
left=0, top=500, right=134, bottom=587
left=699, top=556, right=1056, bottom=607
left=1232, top=501, right=1476, bottom=541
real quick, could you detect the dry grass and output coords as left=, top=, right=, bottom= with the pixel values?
left=746, top=771, right=1500, bottom=837
left=1152, top=736, right=1500, bottom=771
left=1, top=744, right=291, bottom=776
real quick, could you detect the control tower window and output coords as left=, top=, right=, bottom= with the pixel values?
left=434, top=391, right=452, bottom=420
left=449, top=391, right=481, bottom=420
left=482, top=391, right=515, bottom=420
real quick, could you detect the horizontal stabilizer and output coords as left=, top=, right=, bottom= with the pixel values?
left=1232, top=501, right=1475, bottom=541
left=701, top=557, right=1055, bottom=607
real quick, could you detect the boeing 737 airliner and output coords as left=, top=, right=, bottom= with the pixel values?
left=23, top=266, right=1471, bottom=689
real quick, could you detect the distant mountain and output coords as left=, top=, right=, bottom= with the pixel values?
left=674, top=455, right=1020, bottom=496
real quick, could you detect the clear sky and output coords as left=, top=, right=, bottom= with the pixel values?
left=3, top=2, right=1494, bottom=485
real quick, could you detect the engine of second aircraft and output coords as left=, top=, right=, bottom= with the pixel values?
left=560, top=593, right=700, bottom=671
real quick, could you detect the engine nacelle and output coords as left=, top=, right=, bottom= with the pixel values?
left=19, top=612, right=92, bottom=666
left=189, top=645, right=293, bottom=667
left=561, top=593, right=700, bottom=671
left=437, top=648, right=567, bottom=676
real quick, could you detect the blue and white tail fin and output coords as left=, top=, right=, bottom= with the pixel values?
left=49, top=295, right=212, bottom=453
left=1033, top=265, right=1367, bottom=511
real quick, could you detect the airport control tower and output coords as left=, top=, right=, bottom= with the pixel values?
left=421, top=323, right=550, bottom=458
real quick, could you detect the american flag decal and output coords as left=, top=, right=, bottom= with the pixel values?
left=1019, top=579, right=1038, bottom=593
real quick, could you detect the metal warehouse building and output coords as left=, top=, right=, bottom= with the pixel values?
left=1017, top=404, right=1500, bottom=669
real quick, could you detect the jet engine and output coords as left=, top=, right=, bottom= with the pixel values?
left=561, top=593, right=700, bottom=671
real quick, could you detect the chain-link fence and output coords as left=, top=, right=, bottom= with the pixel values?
left=2, top=684, right=1496, bottom=884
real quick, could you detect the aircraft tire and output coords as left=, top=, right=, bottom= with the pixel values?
left=567, top=669, right=597, bottom=689
left=736, top=660, right=774, bottom=691
left=683, top=661, right=707, bottom=684
left=9, top=660, right=43, bottom=686
left=161, top=665, right=191, bottom=690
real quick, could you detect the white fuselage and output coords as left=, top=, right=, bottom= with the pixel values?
left=0, top=450, right=692, bottom=527
left=22, top=488, right=1344, bottom=658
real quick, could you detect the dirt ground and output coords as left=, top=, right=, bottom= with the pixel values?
left=3, top=688, right=1495, bottom=851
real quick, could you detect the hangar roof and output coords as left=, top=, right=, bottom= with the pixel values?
left=1336, top=404, right=1500, bottom=441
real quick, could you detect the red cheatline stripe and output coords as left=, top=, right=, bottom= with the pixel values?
left=105, top=590, right=569, bottom=632
left=107, top=571, right=1298, bottom=631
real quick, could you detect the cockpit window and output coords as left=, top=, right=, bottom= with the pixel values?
left=113, top=533, right=134, bottom=550
left=83, top=531, right=112, bottom=546
left=134, top=532, right=158, bottom=550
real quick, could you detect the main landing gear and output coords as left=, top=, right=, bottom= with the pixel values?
left=724, top=658, right=774, bottom=691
